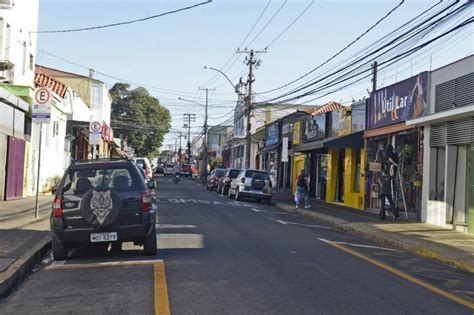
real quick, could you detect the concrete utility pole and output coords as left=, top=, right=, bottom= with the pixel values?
left=183, top=113, right=196, bottom=163
left=178, top=132, right=183, bottom=164
left=237, top=49, right=266, bottom=169
left=198, top=87, right=215, bottom=175
left=372, top=61, right=378, bottom=92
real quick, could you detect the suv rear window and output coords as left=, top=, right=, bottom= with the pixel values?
left=62, top=165, right=141, bottom=195
left=135, top=159, right=146, bottom=169
left=167, top=164, right=174, bottom=168
left=229, top=169, right=240, bottom=178
left=245, top=170, right=269, bottom=180
left=214, top=169, right=226, bottom=176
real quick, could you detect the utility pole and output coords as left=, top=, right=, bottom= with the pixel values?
left=183, top=113, right=196, bottom=163
left=237, top=49, right=266, bottom=168
left=372, top=61, right=378, bottom=92
left=178, top=132, right=183, bottom=164
left=198, top=87, right=215, bottom=175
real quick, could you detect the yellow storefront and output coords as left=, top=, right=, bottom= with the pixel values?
left=291, top=121, right=305, bottom=195
left=325, top=102, right=367, bottom=210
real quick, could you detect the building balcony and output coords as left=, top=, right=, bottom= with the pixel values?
left=0, top=0, right=13, bottom=9
left=0, top=60, right=14, bottom=83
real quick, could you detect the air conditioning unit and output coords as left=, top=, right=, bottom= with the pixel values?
left=0, top=69, right=14, bottom=83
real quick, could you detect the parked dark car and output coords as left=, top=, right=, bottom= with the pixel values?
left=50, top=159, right=157, bottom=260
left=217, top=168, right=241, bottom=195
left=154, top=165, right=164, bottom=174
left=206, top=168, right=226, bottom=190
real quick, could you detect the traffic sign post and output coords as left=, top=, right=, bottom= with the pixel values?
left=32, top=87, right=52, bottom=124
left=33, top=87, right=52, bottom=218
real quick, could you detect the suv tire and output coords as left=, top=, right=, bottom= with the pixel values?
left=227, top=187, right=233, bottom=198
left=144, top=225, right=157, bottom=256
left=52, top=237, right=68, bottom=260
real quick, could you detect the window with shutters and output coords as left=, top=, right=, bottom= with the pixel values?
left=435, top=73, right=474, bottom=113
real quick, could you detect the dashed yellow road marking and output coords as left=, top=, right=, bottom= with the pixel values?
left=326, top=241, right=474, bottom=310
left=154, top=261, right=171, bottom=315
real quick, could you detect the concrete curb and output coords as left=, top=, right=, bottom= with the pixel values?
left=274, top=202, right=474, bottom=273
left=0, top=236, right=51, bottom=298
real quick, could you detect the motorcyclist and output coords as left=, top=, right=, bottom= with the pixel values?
left=173, top=163, right=181, bottom=176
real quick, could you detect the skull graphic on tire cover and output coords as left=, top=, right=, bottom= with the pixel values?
left=90, top=190, right=113, bottom=225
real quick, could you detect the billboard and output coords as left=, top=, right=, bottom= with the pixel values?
left=305, top=114, right=326, bottom=141
left=368, top=72, right=428, bottom=129
left=265, top=122, right=279, bottom=146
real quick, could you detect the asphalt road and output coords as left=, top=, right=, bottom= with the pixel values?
left=1, top=175, right=473, bottom=314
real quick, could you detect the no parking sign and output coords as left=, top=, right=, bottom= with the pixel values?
left=32, top=87, right=52, bottom=124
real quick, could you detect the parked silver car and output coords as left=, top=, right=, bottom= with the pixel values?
left=228, top=169, right=272, bottom=204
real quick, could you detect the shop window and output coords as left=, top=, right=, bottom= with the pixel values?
left=353, top=149, right=361, bottom=193
left=430, top=147, right=445, bottom=201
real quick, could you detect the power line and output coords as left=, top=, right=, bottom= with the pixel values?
left=259, top=0, right=408, bottom=94
left=260, top=1, right=466, bottom=103
left=246, top=0, right=288, bottom=48
left=201, top=1, right=272, bottom=87
left=33, top=1, right=213, bottom=34
left=264, top=0, right=315, bottom=49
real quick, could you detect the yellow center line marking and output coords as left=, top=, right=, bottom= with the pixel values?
left=325, top=241, right=474, bottom=310
left=154, top=261, right=171, bottom=315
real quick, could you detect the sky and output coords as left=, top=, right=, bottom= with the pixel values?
left=36, top=0, right=473, bottom=149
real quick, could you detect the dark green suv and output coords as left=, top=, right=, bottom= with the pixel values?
left=50, top=159, right=157, bottom=260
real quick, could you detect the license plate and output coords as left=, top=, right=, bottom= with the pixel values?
left=90, top=232, right=117, bottom=242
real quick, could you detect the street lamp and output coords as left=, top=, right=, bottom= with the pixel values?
left=204, top=66, right=242, bottom=94
left=204, top=66, right=251, bottom=169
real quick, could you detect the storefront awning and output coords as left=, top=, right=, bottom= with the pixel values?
left=263, top=143, right=279, bottom=152
left=293, top=139, right=324, bottom=152
left=0, top=85, right=33, bottom=105
left=323, top=131, right=364, bottom=149
left=363, top=122, right=413, bottom=138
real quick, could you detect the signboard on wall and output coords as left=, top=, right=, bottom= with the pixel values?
left=293, top=122, right=301, bottom=144
left=282, top=123, right=292, bottom=135
left=368, top=72, right=428, bottom=129
left=305, top=114, right=326, bottom=141
left=338, top=106, right=352, bottom=136
left=281, top=137, right=288, bottom=162
left=265, top=122, right=279, bottom=146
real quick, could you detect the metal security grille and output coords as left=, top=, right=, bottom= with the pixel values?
left=435, top=73, right=474, bottom=113
left=430, top=124, right=446, bottom=147
left=430, top=117, right=474, bottom=147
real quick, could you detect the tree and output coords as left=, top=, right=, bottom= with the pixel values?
left=110, top=83, right=171, bottom=156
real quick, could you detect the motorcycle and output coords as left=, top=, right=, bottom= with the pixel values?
left=173, top=174, right=180, bottom=184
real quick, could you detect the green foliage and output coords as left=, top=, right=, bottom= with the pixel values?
left=110, top=83, right=171, bottom=156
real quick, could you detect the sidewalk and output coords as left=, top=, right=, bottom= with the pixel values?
left=0, top=195, right=53, bottom=297
left=273, top=192, right=474, bottom=273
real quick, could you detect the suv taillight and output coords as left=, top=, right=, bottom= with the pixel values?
left=146, top=167, right=150, bottom=176
left=53, top=197, right=62, bottom=218
left=241, top=178, right=245, bottom=183
left=141, top=191, right=152, bottom=212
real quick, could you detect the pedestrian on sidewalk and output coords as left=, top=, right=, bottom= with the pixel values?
left=295, top=170, right=310, bottom=209
left=378, top=168, right=400, bottom=220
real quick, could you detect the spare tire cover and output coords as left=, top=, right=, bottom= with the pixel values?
left=81, top=188, right=122, bottom=228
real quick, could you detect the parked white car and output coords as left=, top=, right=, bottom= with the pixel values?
left=228, top=169, right=272, bottom=205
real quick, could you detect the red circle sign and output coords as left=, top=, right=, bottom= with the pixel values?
left=35, top=88, right=51, bottom=105
left=90, top=121, right=101, bottom=132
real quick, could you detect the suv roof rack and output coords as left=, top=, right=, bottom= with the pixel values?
left=70, top=157, right=131, bottom=165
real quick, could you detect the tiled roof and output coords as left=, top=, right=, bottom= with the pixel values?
left=303, top=101, right=343, bottom=116
left=36, top=64, right=90, bottom=80
left=34, top=71, right=68, bottom=98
